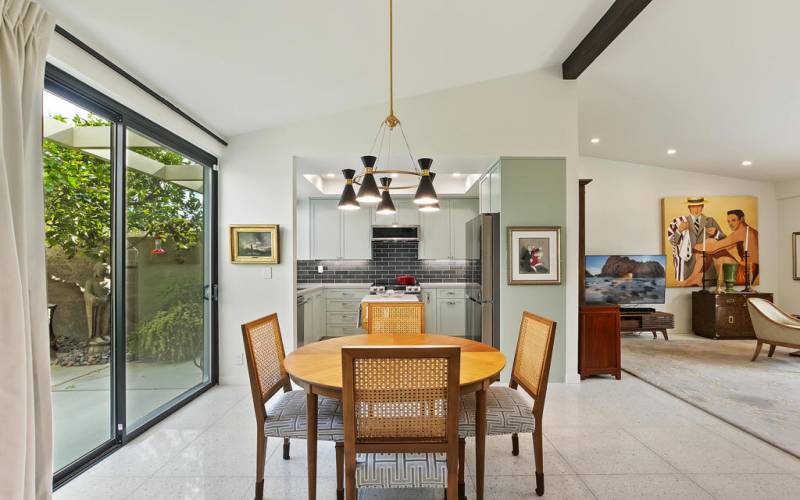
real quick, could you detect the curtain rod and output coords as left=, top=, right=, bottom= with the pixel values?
left=54, top=25, right=228, bottom=147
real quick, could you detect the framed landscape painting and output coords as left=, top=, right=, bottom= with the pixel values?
left=508, top=226, right=561, bottom=285
left=230, top=224, right=279, bottom=264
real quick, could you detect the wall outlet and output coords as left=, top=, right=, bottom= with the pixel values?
left=236, top=353, right=244, bottom=366
left=317, top=265, right=324, bottom=273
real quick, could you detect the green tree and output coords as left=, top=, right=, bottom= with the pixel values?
left=43, top=114, right=203, bottom=262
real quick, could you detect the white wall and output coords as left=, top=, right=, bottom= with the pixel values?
left=580, top=156, right=778, bottom=332
left=219, top=68, right=580, bottom=384
left=47, top=33, right=226, bottom=159
left=777, top=180, right=800, bottom=313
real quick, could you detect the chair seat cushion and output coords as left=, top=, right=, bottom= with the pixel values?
left=356, top=453, right=447, bottom=489
left=458, top=386, right=534, bottom=437
left=264, top=390, right=344, bottom=441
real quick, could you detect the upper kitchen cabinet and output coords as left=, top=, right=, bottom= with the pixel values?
left=478, top=161, right=501, bottom=214
left=419, top=198, right=478, bottom=260
left=310, top=199, right=341, bottom=260
left=309, top=198, right=371, bottom=260
left=371, top=198, right=419, bottom=226
left=450, top=198, right=478, bottom=259
left=342, top=204, right=371, bottom=259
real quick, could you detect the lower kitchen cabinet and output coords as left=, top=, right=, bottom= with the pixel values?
left=436, top=292, right=467, bottom=337
left=298, top=288, right=325, bottom=345
left=420, top=290, right=438, bottom=333
left=324, top=288, right=367, bottom=338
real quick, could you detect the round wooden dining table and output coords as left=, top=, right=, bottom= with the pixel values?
left=284, top=334, right=506, bottom=500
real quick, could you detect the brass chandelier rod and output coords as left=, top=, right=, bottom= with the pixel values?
left=385, top=0, right=399, bottom=129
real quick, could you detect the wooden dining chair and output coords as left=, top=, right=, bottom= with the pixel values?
left=241, top=313, right=345, bottom=500
left=341, top=345, right=461, bottom=500
left=457, top=311, right=557, bottom=498
left=366, top=302, right=425, bottom=334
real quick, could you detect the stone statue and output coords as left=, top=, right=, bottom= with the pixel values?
left=84, top=262, right=111, bottom=345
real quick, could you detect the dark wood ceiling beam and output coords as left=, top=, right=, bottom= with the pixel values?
left=562, top=0, right=652, bottom=80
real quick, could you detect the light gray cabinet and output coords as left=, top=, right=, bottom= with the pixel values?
left=342, top=205, right=371, bottom=259
left=437, top=297, right=466, bottom=337
left=299, top=288, right=325, bottom=344
left=324, top=288, right=368, bottom=337
left=419, top=199, right=478, bottom=260
left=310, top=199, right=341, bottom=260
left=420, top=290, right=438, bottom=333
left=371, top=198, right=419, bottom=226
left=450, top=198, right=477, bottom=259
left=478, top=162, right=501, bottom=214
left=419, top=203, right=451, bottom=259
left=310, top=199, right=371, bottom=260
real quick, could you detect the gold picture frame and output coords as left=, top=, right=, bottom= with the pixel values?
left=793, top=232, right=800, bottom=280
left=230, top=225, right=279, bottom=264
left=507, top=226, right=561, bottom=285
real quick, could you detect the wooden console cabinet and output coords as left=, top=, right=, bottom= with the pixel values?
left=579, top=305, right=621, bottom=380
left=692, top=291, right=774, bottom=339
left=620, top=311, right=674, bottom=340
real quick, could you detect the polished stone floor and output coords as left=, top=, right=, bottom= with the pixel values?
left=54, top=377, right=800, bottom=499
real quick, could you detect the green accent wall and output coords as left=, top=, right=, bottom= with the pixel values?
left=499, top=157, right=567, bottom=382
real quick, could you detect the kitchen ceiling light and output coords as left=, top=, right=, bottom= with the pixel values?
left=376, top=177, right=397, bottom=215
left=337, top=169, right=360, bottom=210
left=667, top=149, right=677, bottom=155
left=338, top=0, right=438, bottom=210
left=741, top=160, right=753, bottom=167
left=418, top=172, right=440, bottom=211
left=326, top=173, right=336, bottom=178
left=590, top=137, right=600, bottom=144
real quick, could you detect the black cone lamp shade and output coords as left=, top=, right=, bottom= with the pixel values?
left=413, top=158, right=438, bottom=205
left=356, top=155, right=381, bottom=203
left=375, top=177, right=396, bottom=215
left=338, top=169, right=360, bottom=210
left=418, top=172, right=440, bottom=212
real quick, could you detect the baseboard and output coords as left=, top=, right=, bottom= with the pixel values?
left=565, top=373, right=582, bottom=384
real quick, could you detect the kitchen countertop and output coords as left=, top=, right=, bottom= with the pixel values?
left=296, top=282, right=471, bottom=296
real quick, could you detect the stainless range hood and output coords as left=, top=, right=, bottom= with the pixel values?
left=371, top=225, right=419, bottom=241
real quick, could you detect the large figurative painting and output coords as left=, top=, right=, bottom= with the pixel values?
left=662, top=196, right=759, bottom=288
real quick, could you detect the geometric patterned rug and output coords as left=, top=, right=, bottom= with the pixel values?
left=622, top=333, right=800, bottom=458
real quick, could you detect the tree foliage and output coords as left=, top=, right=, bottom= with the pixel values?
left=43, top=114, right=203, bottom=261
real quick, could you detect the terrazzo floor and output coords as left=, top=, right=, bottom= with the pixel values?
left=54, top=377, right=800, bottom=499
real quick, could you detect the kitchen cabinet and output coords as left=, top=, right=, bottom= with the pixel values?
left=437, top=295, right=467, bottom=337
left=419, top=202, right=451, bottom=259
left=450, top=198, right=477, bottom=259
left=298, top=288, right=325, bottom=345
left=324, top=287, right=368, bottom=337
left=478, top=162, right=501, bottom=214
left=309, top=199, right=371, bottom=260
left=342, top=204, right=371, bottom=259
left=420, top=290, right=438, bottom=333
left=419, top=199, right=478, bottom=260
left=371, top=199, right=419, bottom=226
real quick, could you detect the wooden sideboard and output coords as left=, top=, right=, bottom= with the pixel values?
left=620, top=311, right=674, bottom=340
left=579, top=305, right=621, bottom=380
left=692, top=291, right=774, bottom=339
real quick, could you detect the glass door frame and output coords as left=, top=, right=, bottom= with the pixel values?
left=45, top=63, right=219, bottom=489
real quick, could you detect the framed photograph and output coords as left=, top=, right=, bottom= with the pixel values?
left=508, top=226, right=561, bottom=285
left=230, top=225, right=279, bottom=264
left=794, top=232, right=800, bottom=280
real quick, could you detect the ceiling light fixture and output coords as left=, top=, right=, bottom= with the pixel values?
left=338, top=0, right=438, bottom=210
left=418, top=173, right=440, bottom=212
left=741, top=160, right=753, bottom=167
left=375, top=177, right=397, bottom=215
left=590, top=137, right=600, bottom=144
left=667, top=149, right=677, bottom=155
left=453, top=172, right=462, bottom=177
left=337, top=169, right=360, bottom=210
left=326, top=173, right=336, bottom=178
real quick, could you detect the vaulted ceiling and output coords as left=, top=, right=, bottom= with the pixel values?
left=41, top=0, right=800, bottom=181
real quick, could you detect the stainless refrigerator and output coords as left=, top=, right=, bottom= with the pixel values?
left=465, top=213, right=500, bottom=348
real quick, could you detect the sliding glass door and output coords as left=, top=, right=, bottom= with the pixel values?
left=124, top=128, right=211, bottom=429
left=44, top=65, right=218, bottom=484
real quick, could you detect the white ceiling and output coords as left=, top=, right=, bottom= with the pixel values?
left=579, top=0, right=800, bottom=181
left=40, top=0, right=611, bottom=137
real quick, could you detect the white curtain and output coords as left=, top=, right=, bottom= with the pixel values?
left=0, top=0, right=55, bottom=499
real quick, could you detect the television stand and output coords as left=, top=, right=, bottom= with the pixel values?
left=620, top=310, right=674, bottom=340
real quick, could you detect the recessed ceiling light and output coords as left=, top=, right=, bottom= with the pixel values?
left=326, top=172, right=335, bottom=178
left=391, top=173, right=399, bottom=178
left=453, top=172, right=462, bottom=177
left=741, top=160, right=753, bottom=167
left=590, top=137, right=600, bottom=144
left=667, top=149, right=677, bottom=155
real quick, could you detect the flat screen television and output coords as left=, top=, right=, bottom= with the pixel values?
left=585, top=255, right=667, bottom=305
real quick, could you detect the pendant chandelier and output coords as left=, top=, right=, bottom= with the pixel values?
left=338, top=0, right=438, bottom=211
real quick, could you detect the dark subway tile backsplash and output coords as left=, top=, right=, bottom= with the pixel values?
left=297, top=240, right=479, bottom=284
